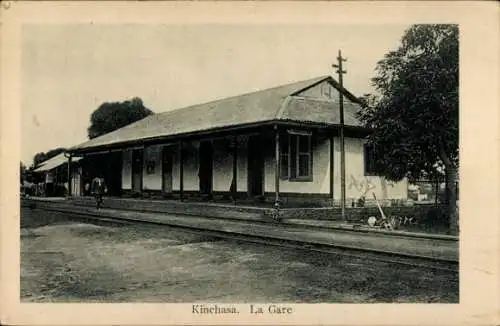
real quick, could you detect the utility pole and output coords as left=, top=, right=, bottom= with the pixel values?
left=333, top=50, right=347, bottom=220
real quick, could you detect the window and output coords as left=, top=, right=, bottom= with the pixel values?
left=280, top=134, right=289, bottom=179
left=280, top=131, right=312, bottom=181
left=321, top=83, right=333, bottom=100
left=364, top=144, right=380, bottom=175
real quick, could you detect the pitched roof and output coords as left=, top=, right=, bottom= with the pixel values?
left=279, top=96, right=362, bottom=126
left=71, top=75, right=364, bottom=152
left=33, top=153, right=82, bottom=172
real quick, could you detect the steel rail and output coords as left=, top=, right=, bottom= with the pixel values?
left=25, top=204, right=458, bottom=273
left=64, top=201, right=459, bottom=242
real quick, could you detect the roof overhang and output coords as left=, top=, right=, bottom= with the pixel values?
left=68, top=75, right=367, bottom=155
left=33, top=154, right=82, bottom=172
left=69, top=120, right=372, bottom=155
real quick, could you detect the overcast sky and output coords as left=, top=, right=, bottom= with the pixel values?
left=21, top=24, right=410, bottom=165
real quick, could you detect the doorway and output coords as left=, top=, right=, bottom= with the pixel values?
left=162, top=146, right=173, bottom=195
left=105, top=151, right=123, bottom=196
left=131, top=149, right=143, bottom=193
left=247, top=136, right=264, bottom=196
left=81, top=153, right=122, bottom=196
left=199, top=141, right=213, bottom=196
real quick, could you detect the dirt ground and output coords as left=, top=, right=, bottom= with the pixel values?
left=21, top=220, right=458, bottom=303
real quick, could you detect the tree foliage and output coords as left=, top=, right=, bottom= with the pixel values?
left=87, top=97, right=153, bottom=139
left=357, top=24, right=458, bottom=182
left=32, top=147, right=67, bottom=169
left=357, top=24, right=459, bottom=232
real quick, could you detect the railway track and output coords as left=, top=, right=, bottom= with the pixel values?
left=23, top=203, right=459, bottom=273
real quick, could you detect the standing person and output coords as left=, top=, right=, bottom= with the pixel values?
left=84, top=182, right=90, bottom=196
left=91, top=175, right=107, bottom=209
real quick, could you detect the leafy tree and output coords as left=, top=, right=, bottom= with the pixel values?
left=32, top=147, right=67, bottom=168
left=357, top=24, right=459, bottom=233
left=87, top=97, right=153, bottom=139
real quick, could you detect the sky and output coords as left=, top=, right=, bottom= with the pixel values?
left=21, top=24, right=410, bottom=166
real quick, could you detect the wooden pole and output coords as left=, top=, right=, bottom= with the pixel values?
left=274, top=125, right=280, bottom=209
left=179, top=141, right=184, bottom=202
left=232, top=137, right=238, bottom=201
left=333, top=50, right=347, bottom=220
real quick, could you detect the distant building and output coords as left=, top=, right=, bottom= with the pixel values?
left=32, top=153, right=82, bottom=197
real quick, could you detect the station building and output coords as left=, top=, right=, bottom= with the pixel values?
left=32, top=153, right=82, bottom=197
left=67, top=76, right=408, bottom=207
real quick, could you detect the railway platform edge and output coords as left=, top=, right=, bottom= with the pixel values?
left=21, top=198, right=459, bottom=265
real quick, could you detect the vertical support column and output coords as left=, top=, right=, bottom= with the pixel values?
left=179, top=141, right=184, bottom=202
left=67, top=154, right=72, bottom=198
left=329, top=134, right=334, bottom=206
left=232, top=136, right=238, bottom=201
left=55, top=167, right=59, bottom=197
left=274, top=125, right=280, bottom=209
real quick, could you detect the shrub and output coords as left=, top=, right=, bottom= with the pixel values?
left=420, top=206, right=448, bottom=229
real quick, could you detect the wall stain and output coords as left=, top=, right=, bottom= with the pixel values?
left=32, top=115, right=40, bottom=127
left=334, top=174, right=396, bottom=197
left=1, top=1, right=11, bottom=10
left=1, top=0, right=18, bottom=10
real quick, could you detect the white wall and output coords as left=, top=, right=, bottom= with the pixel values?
left=332, top=137, right=408, bottom=201
left=172, top=141, right=200, bottom=191
left=116, top=132, right=407, bottom=201
left=212, top=138, right=234, bottom=192
left=236, top=135, right=248, bottom=192
left=264, top=135, right=331, bottom=194
left=170, top=137, right=250, bottom=193
left=261, top=135, right=407, bottom=200
left=142, top=145, right=163, bottom=191
left=71, top=166, right=82, bottom=196
left=122, top=149, right=132, bottom=190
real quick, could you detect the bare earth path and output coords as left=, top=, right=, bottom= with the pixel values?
left=21, top=220, right=458, bottom=303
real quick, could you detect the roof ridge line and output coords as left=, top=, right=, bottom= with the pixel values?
left=327, top=78, right=363, bottom=104
left=156, top=75, right=331, bottom=115
left=275, top=95, right=292, bottom=120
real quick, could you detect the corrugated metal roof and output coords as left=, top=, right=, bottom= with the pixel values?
left=70, top=76, right=363, bottom=152
left=279, top=96, right=361, bottom=126
left=33, top=153, right=82, bottom=172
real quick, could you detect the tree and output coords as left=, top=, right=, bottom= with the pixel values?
left=357, top=24, right=459, bottom=233
left=32, top=147, right=67, bottom=168
left=87, top=97, right=153, bottom=139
